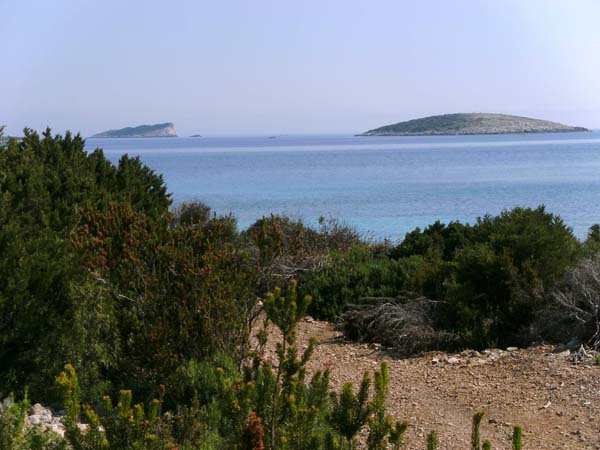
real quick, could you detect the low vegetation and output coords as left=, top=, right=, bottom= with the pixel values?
left=1, top=127, right=598, bottom=447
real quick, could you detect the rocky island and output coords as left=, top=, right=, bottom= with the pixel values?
left=359, top=113, right=588, bottom=136
left=90, top=122, right=177, bottom=138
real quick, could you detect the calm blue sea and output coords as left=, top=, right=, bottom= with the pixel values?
left=86, top=132, right=600, bottom=241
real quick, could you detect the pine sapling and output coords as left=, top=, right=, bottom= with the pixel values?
left=512, top=426, right=523, bottom=450
left=329, top=372, right=371, bottom=449
left=367, top=362, right=393, bottom=450
left=56, top=363, right=84, bottom=445
left=389, top=420, right=409, bottom=450
left=471, top=411, right=484, bottom=450
left=262, top=280, right=313, bottom=449
left=426, top=431, right=439, bottom=450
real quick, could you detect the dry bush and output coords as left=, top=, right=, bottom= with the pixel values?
left=245, top=215, right=362, bottom=292
left=538, top=255, right=600, bottom=349
left=342, top=292, right=458, bottom=356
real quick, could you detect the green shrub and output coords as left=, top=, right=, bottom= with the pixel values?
left=57, top=363, right=173, bottom=450
left=0, top=129, right=170, bottom=402
left=72, top=201, right=257, bottom=399
left=299, top=245, right=408, bottom=321
left=0, top=393, right=30, bottom=450
left=389, top=206, right=580, bottom=349
left=583, top=224, right=600, bottom=256
left=171, top=200, right=212, bottom=227
left=443, top=207, right=579, bottom=347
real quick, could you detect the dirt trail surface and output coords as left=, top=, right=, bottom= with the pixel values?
left=261, top=317, right=600, bottom=450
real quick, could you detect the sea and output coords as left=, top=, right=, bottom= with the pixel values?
left=85, top=132, right=600, bottom=242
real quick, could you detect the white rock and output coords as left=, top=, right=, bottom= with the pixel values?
left=447, top=356, right=461, bottom=365
left=28, top=403, right=53, bottom=424
left=30, top=403, right=52, bottom=417
left=40, top=419, right=66, bottom=437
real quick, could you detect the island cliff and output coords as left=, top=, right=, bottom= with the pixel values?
left=91, top=122, right=177, bottom=138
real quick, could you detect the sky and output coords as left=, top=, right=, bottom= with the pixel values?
left=2, top=0, right=600, bottom=136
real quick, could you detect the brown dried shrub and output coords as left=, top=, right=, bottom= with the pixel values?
left=342, top=292, right=459, bottom=356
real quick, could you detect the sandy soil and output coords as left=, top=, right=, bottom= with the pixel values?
left=261, top=316, right=600, bottom=450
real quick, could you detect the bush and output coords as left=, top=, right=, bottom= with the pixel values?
left=583, top=224, right=600, bottom=256
left=342, top=293, right=458, bottom=355
left=0, top=129, right=259, bottom=405
left=71, top=201, right=257, bottom=400
left=395, top=206, right=579, bottom=348
left=245, top=215, right=362, bottom=294
left=333, top=206, right=581, bottom=351
left=534, top=254, right=600, bottom=348
left=299, top=245, right=408, bottom=321
left=171, top=200, right=212, bottom=227
left=0, top=129, right=170, bottom=402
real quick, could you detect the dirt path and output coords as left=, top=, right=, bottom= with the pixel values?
left=262, top=317, right=600, bottom=450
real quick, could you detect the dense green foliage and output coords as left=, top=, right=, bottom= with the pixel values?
left=0, top=130, right=255, bottom=404
left=1, top=126, right=594, bottom=448
left=302, top=207, right=581, bottom=348
left=298, top=245, right=408, bottom=322
left=0, top=129, right=171, bottom=402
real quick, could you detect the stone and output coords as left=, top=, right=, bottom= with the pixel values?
left=27, top=403, right=53, bottom=425
left=30, top=403, right=52, bottom=417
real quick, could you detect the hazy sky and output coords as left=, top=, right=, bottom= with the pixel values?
left=2, top=0, right=600, bottom=136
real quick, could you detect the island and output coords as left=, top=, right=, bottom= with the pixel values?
left=190, top=134, right=202, bottom=138
left=358, top=113, right=588, bottom=136
left=90, top=122, right=177, bottom=138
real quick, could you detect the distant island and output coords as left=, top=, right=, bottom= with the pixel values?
left=190, top=134, right=202, bottom=138
left=90, top=122, right=177, bottom=138
left=358, top=113, right=589, bottom=136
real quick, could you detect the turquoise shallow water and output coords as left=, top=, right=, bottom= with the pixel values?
left=86, top=132, right=600, bottom=241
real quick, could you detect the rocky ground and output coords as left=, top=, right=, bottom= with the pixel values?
left=262, top=317, right=600, bottom=450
